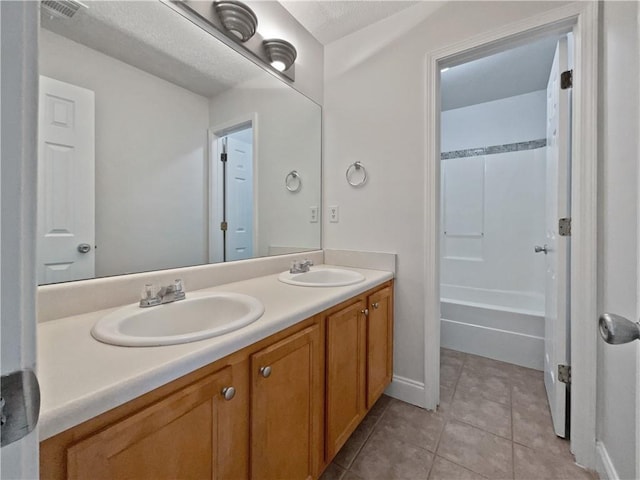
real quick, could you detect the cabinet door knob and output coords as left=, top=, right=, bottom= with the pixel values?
left=361, top=308, right=369, bottom=316
left=259, top=366, right=272, bottom=378
left=221, top=386, right=236, bottom=401
left=372, top=302, right=380, bottom=309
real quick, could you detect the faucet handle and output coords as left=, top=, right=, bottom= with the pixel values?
left=303, top=259, right=313, bottom=267
left=141, top=283, right=157, bottom=300
left=174, top=279, right=184, bottom=292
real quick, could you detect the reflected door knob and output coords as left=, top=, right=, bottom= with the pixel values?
left=599, top=313, right=640, bottom=344
left=77, top=243, right=92, bottom=254
left=534, top=244, right=548, bottom=254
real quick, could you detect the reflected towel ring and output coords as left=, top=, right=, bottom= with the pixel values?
left=346, top=161, right=367, bottom=187
left=285, top=170, right=302, bottom=192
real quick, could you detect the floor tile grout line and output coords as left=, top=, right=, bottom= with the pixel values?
left=429, top=351, right=464, bottom=478
left=348, top=412, right=440, bottom=479
left=343, top=397, right=392, bottom=472
left=437, top=349, right=580, bottom=479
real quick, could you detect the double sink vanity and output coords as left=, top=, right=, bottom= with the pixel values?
left=38, top=256, right=394, bottom=479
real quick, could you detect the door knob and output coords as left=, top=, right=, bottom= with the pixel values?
left=77, top=243, right=92, bottom=254
left=534, top=244, right=548, bottom=254
left=259, top=366, right=272, bottom=378
left=599, top=313, right=640, bottom=344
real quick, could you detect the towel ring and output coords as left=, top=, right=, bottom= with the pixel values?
left=346, top=161, right=367, bottom=187
left=285, top=170, right=302, bottom=192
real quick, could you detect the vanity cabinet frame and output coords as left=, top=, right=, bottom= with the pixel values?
left=40, top=281, right=393, bottom=480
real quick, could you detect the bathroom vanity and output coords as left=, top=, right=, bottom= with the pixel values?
left=38, top=267, right=393, bottom=480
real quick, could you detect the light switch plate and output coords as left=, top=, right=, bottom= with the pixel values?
left=329, top=205, right=339, bottom=223
left=310, top=206, right=318, bottom=223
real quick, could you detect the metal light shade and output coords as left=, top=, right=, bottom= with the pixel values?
left=263, top=39, right=297, bottom=72
left=213, top=1, right=258, bottom=42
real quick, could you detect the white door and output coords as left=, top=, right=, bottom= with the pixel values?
left=38, top=76, right=95, bottom=284
left=544, top=37, right=571, bottom=438
left=225, top=131, right=253, bottom=261
left=1, top=2, right=40, bottom=477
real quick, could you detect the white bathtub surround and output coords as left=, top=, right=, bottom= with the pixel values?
left=440, top=284, right=544, bottom=370
left=38, top=265, right=393, bottom=440
left=439, top=91, right=547, bottom=372
left=440, top=146, right=546, bottom=296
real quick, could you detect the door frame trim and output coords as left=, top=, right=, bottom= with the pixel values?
left=423, top=2, right=598, bottom=468
left=0, top=1, right=40, bottom=476
left=208, top=113, right=259, bottom=263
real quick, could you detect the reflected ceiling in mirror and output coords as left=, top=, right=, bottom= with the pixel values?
left=37, top=1, right=321, bottom=285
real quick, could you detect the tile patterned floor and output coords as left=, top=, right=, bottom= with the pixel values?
left=320, top=349, right=597, bottom=480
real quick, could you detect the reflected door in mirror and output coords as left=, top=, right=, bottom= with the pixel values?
left=224, top=130, right=254, bottom=261
left=37, top=76, right=95, bottom=284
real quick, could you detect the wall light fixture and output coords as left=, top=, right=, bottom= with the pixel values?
left=213, top=0, right=258, bottom=42
left=263, top=38, right=297, bottom=72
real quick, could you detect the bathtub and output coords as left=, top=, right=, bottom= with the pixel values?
left=440, top=284, right=545, bottom=370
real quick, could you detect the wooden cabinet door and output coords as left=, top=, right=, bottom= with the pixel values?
left=66, top=366, right=235, bottom=480
left=251, top=324, right=322, bottom=480
left=366, top=286, right=394, bottom=408
left=325, top=299, right=367, bottom=459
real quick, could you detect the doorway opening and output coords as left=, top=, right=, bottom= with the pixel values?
left=438, top=33, right=573, bottom=438
left=210, top=118, right=256, bottom=263
left=424, top=2, right=598, bottom=468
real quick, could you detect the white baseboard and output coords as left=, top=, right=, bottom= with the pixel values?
left=596, top=441, right=619, bottom=480
left=384, top=375, right=427, bottom=408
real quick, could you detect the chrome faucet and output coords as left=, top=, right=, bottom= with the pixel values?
left=290, top=259, right=313, bottom=274
left=140, top=279, right=186, bottom=308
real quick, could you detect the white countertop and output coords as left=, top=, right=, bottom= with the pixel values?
left=38, top=265, right=393, bottom=441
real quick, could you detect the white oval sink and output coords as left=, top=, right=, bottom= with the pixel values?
left=91, top=291, right=264, bottom=347
left=278, top=268, right=365, bottom=287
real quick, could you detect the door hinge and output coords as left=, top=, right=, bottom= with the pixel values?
left=558, top=364, right=572, bottom=384
left=559, top=217, right=571, bottom=236
left=220, top=153, right=227, bottom=162
left=561, top=70, right=573, bottom=89
left=1, top=369, right=40, bottom=447
left=220, top=221, right=228, bottom=231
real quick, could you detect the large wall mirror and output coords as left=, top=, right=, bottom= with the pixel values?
left=37, top=1, right=321, bottom=285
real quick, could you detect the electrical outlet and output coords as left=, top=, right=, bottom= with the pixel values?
left=310, top=206, right=318, bottom=223
left=329, top=205, right=339, bottom=223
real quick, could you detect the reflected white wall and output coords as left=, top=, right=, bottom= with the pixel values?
left=39, top=30, right=210, bottom=277
left=209, top=79, right=322, bottom=258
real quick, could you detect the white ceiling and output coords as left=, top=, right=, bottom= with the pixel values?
left=441, top=35, right=562, bottom=111
left=278, top=1, right=561, bottom=110
left=279, top=1, right=418, bottom=45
